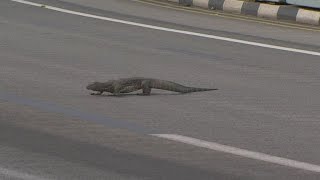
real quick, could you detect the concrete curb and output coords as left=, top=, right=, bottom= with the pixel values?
left=166, top=0, right=320, bottom=25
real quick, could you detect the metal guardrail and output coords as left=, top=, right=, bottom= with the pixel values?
left=286, top=0, right=320, bottom=9
left=256, top=0, right=285, bottom=3
left=256, top=0, right=320, bottom=9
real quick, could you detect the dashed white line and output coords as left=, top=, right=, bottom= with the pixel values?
left=11, top=0, right=320, bottom=57
left=151, top=134, right=320, bottom=173
left=0, top=167, right=50, bottom=180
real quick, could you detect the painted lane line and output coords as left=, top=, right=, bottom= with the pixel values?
left=151, top=134, right=320, bottom=173
left=0, top=167, right=50, bottom=180
left=11, top=0, right=320, bottom=57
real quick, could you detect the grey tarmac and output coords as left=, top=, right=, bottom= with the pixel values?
left=1, top=0, right=320, bottom=179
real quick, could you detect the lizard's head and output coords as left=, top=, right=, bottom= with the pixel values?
left=86, top=81, right=114, bottom=92
left=86, top=82, right=101, bottom=91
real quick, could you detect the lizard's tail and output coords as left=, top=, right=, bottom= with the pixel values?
left=150, top=79, right=218, bottom=93
left=182, top=87, right=218, bottom=93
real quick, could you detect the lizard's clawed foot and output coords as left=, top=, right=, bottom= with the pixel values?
left=136, top=93, right=150, bottom=96
left=90, top=92, right=102, bottom=95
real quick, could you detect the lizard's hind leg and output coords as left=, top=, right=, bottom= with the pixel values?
left=141, top=80, right=152, bottom=95
left=119, top=86, right=140, bottom=94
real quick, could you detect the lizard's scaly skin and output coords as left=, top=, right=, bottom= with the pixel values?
left=86, top=77, right=217, bottom=96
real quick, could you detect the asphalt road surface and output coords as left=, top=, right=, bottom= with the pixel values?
left=1, top=0, right=320, bottom=179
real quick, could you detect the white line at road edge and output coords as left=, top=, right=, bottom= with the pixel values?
left=11, top=0, right=320, bottom=57
left=152, top=134, right=320, bottom=173
left=0, top=167, right=50, bottom=180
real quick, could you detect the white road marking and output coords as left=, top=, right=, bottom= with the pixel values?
left=11, top=0, right=320, bottom=57
left=0, top=167, right=50, bottom=180
left=152, top=134, right=320, bottom=173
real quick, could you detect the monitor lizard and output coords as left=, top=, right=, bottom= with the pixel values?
left=86, top=77, right=218, bottom=96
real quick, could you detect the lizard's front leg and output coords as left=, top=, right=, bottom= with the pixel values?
left=90, top=91, right=103, bottom=95
left=112, top=83, right=122, bottom=96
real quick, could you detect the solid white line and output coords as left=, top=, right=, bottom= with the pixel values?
left=152, top=134, right=320, bottom=173
left=0, top=167, right=50, bottom=180
left=11, top=0, right=320, bottom=57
